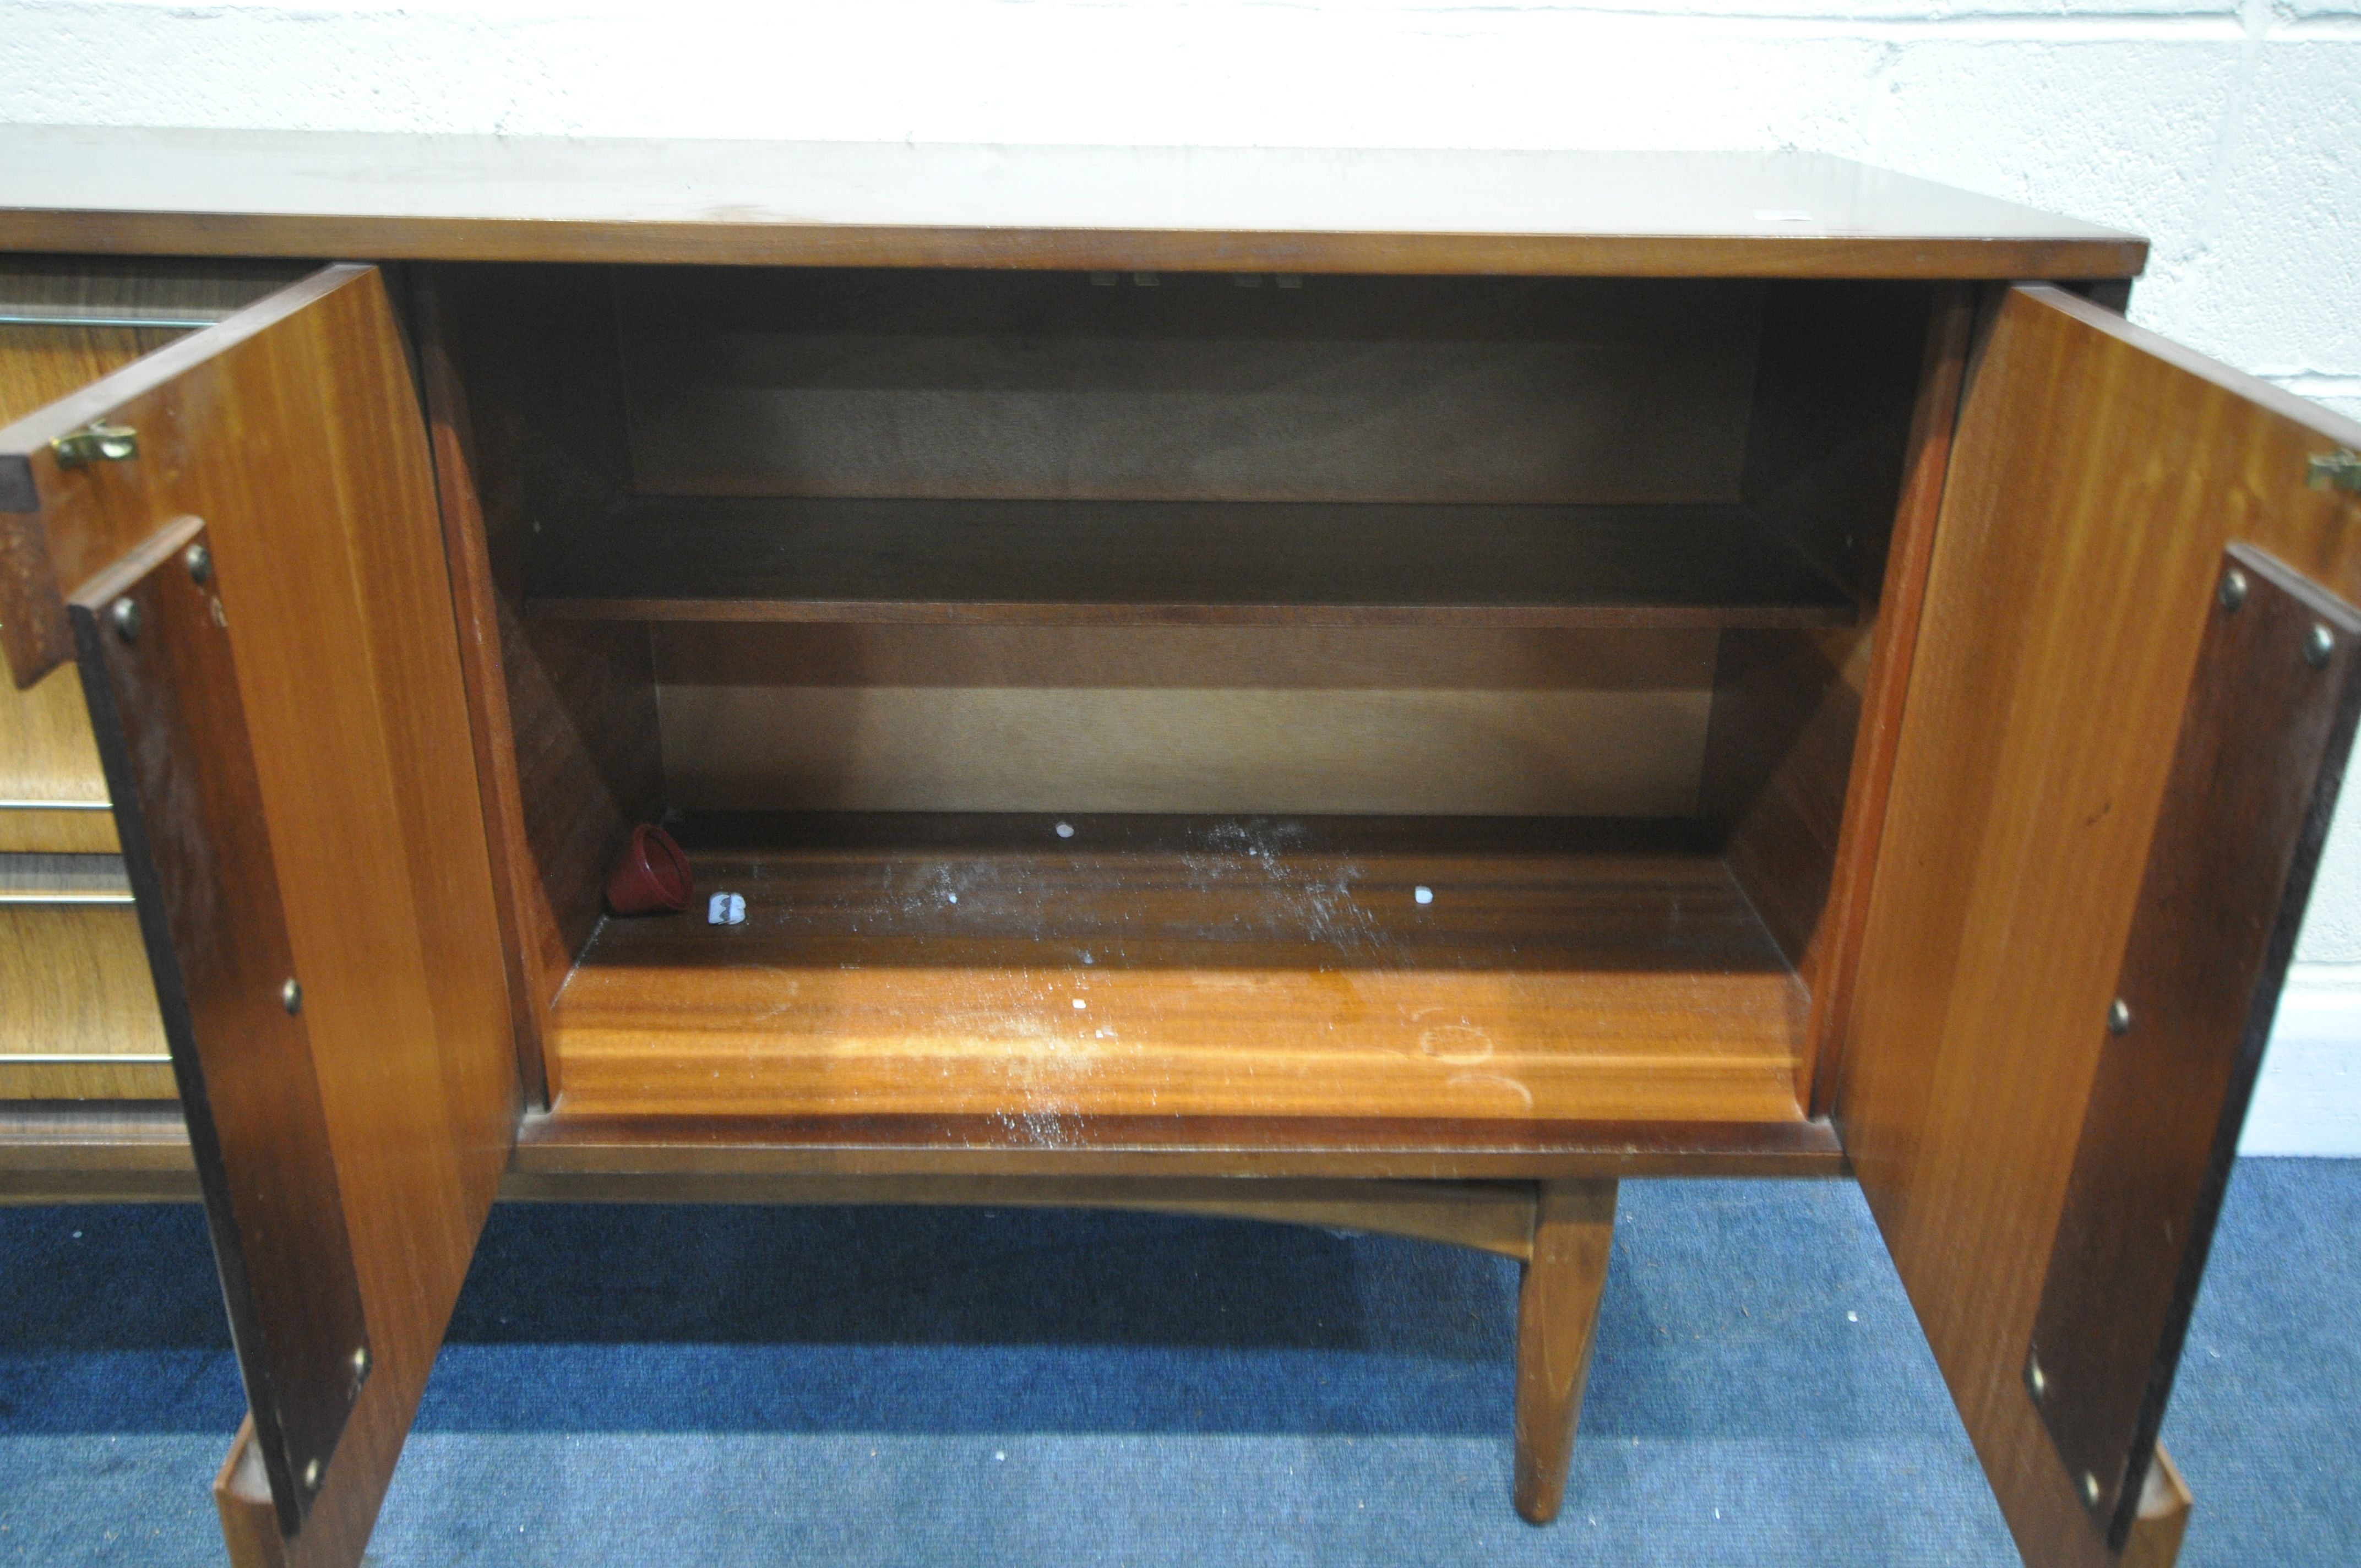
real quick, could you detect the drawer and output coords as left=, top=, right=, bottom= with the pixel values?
left=0, top=663, right=115, bottom=852
left=0, top=257, right=305, bottom=856
left=0, top=853, right=172, bottom=1098
left=0, top=258, right=303, bottom=1097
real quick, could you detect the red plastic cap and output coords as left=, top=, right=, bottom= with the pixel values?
left=606, top=823, right=692, bottom=915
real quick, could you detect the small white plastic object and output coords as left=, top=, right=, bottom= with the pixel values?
left=1055, top=821, right=1076, bottom=839
left=708, top=891, right=746, bottom=925
left=1414, top=885, right=1434, bottom=905
left=1073, top=997, right=1088, bottom=1010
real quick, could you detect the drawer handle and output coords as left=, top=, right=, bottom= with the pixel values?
left=2311, top=449, right=2361, bottom=494
left=0, top=890, right=134, bottom=905
left=51, top=421, right=138, bottom=467
left=0, top=1053, right=171, bottom=1065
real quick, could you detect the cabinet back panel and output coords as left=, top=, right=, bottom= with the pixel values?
left=617, top=270, right=1764, bottom=504
left=654, top=625, right=1713, bottom=816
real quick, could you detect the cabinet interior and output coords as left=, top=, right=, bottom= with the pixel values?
left=423, top=262, right=1938, bottom=1141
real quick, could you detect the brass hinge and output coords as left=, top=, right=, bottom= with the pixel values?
left=51, top=422, right=137, bottom=467
left=2311, top=449, right=2361, bottom=494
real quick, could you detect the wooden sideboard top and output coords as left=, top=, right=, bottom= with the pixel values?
left=0, top=127, right=2144, bottom=277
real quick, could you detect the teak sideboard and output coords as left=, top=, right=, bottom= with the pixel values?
left=2, top=128, right=2356, bottom=1568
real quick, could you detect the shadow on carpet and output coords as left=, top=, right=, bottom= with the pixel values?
left=0, top=1161, right=2351, bottom=1564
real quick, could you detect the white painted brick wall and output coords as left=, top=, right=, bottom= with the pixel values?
left=3, top=0, right=2357, bottom=1145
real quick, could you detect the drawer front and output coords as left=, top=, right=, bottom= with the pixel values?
left=0, top=664, right=116, bottom=853
left=0, top=259, right=306, bottom=857
left=0, top=853, right=171, bottom=1098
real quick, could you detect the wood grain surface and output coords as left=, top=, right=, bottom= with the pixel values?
left=0, top=1096, right=197, bottom=1201
left=215, top=1420, right=283, bottom=1568
left=74, top=515, right=373, bottom=1532
left=1803, top=284, right=1977, bottom=1113
left=526, top=497, right=1852, bottom=628
left=0, top=308, right=163, bottom=854
left=416, top=263, right=666, bottom=1106
left=546, top=813, right=1809, bottom=1136
left=657, top=684, right=1712, bottom=818
left=0, top=666, right=115, bottom=851
left=656, top=625, right=1717, bottom=816
left=7, top=264, right=520, bottom=1568
left=617, top=270, right=1762, bottom=504
left=651, top=623, right=1715, bottom=692
left=1697, top=283, right=1956, bottom=1109
left=0, top=265, right=297, bottom=854
left=1838, top=285, right=2361, bottom=1568
left=2027, top=544, right=2361, bottom=1544
left=0, top=1097, right=1847, bottom=1196
left=1513, top=1178, right=1618, bottom=1523
left=0, top=852, right=170, bottom=1098
left=0, top=130, right=2146, bottom=279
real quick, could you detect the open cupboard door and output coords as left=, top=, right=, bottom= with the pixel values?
left=0, top=264, right=518, bottom=1567
left=1838, top=284, right=2361, bottom=1567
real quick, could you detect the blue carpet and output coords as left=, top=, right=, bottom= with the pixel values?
left=0, top=1161, right=2352, bottom=1564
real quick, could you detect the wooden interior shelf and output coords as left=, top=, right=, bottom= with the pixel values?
left=522, top=498, right=1856, bottom=627
left=542, top=813, right=1811, bottom=1140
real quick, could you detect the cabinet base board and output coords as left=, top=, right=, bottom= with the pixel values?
left=0, top=1100, right=1846, bottom=1202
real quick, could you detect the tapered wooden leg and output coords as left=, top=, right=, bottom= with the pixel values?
left=1513, top=1177, right=1618, bottom=1524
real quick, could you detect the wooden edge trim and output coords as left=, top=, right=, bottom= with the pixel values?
left=1807, top=281, right=1980, bottom=1117
left=0, top=1101, right=198, bottom=1169
left=510, top=1112, right=1848, bottom=1180
left=63, top=514, right=207, bottom=611
left=213, top=1417, right=286, bottom=1568
left=406, top=266, right=549, bottom=1109
left=1, top=510, right=73, bottom=688
left=0, top=214, right=2148, bottom=280
left=526, top=598, right=1859, bottom=631
left=2123, top=1443, right=2193, bottom=1568
left=0, top=1168, right=200, bottom=1203
left=494, top=1170, right=1540, bottom=1261
left=0, top=1103, right=1846, bottom=1195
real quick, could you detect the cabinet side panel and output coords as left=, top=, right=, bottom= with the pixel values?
left=1699, top=282, right=1962, bottom=1107
left=1803, top=285, right=1977, bottom=1113
left=416, top=265, right=661, bottom=1099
